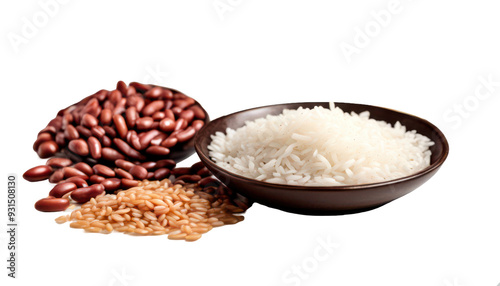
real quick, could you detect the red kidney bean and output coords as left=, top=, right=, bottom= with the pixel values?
left=142, top=100, right=165, bottom=116
left=103, top=126, right=116, bottom=138
left=127, top=95, right=145, bottom=112
left=159, top=118, right=175, bottom=132
left=55, top=132, right=66, bottom=146
left=147, top=172, right=155, bottom=179
left=164, top=109, right=175, bottom=120
left=174, top=118, right=187, bottom=131
left=81, top=113, right=98, bottom=128
left=92, top=89, right=108, bottom=101
left=156, top=159, right=176, bottom=169
left=49, top=169, right=65, bottom=183
left=100, top=108, right=113, bottom=125
left=33, top=132, right=53, bottom=151
left=121, top=178, right=139, bottom=188
left=197, top=167, right=211, bottom=177
left=35, top=197, right=70, bottom=212
left=145, top=146, right=170, bottom=156
left=113, top=98, right=127, bottom=115
left=125, top=107, right=138, bottom=128
left=73, top=162, right=94, bottom=176
left=129, top=82, right=151, bottom=92
left=64, top=177, right=88, bottom=188
left=104, top=101, right=115, bottom=111
left=48, top=116, right=63, bottom=130
left=171, top=167, right=191, bottom=176
left=112, top=114, right=128, bottom=138
left=64, top=125, right=79, bottom=140
left=114, top=168, right=134, bottom=180
left=113, top=138, right=146, bottom=160
left=49, top=182, right=77, bottom=198
left=71, top=184, right=105, bottom=203
left=93, top=164, right=115, bottom=177
left=91, top=125, right=106, bottom=138
left=83, top=98, right=101, bottom=118
left=101, top=135, right=112, bottom=147
left=88, top=136, right=102, bottom=159
left=89, top=175, right=105, bottom=184
left=101, top=147, right=125, bottom=161
left=144, top=87, right=164, bottom=99
left=46, top=157, right=73, bottom=168
left=171, top=106, right=183, bottom=117
left=38, top=126, right=57, bottom=136
left=101, top=178, right=121, bottom=192
left=198, top=177, right=219, bottom=187
left=192, top=120, right=205, bottom=131
left=163, top=89, right=173, bottom=99
left=138, top=129, right=161, bottom=149
left=152, top=111, right=166, bottom=121
left=129, top=165, right=148, bottom=180
left=126, top=86, right=136, bottom=96
left=116, top=81, right=128, bottom=96
left=176, top=174, right=201, bottom=183
left=75, top=126, right=92, bottom=138
left=68, top=139, right=89, bottom=156
left=136, top=117, right=154, bottom=130
left=154, top=168, right=170, bottom=180
left=23, top=165, right=53, bottom=182
left=63, top=167, right=88, bottom=179
left=179, top=109, right=194, bottom=123
left=173, top=92, right=187, bottom=99
left=115, top=159, right=135, bottom=171
left=190, top=105, right=206, bottom=120
left=62, top=113, right=73, bottom=129
left=150, top=133, right=167, bottom=146
left=37, top=141, right=59, bottom=158
left=161, top=136, right=178, bottom=148
left=140, top=161, right=157, bottom=171
left=174, top=98, right=195, bottom=109
left=189, top=161, right=205, bottom=174
left=176, top=126, right=196, bottom=143
left=109, top=90, right=122, bottom=104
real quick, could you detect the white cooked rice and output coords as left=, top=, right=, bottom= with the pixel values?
left=208, top=103, right=434, bottom=186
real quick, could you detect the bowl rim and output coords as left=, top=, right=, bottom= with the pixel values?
left=195, top=101, right=449, bottom=191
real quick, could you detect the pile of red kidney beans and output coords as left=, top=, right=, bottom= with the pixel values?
left=23, top=81, right=250, bottom=212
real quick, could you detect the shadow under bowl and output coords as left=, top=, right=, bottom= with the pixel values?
left=195, top=102, right=449, bottom=215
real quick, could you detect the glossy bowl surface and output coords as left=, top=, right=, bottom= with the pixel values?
left=195, top=102, right=449, bottom=215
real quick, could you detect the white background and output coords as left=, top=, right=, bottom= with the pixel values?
left=1, top=1, right=499, bottom=285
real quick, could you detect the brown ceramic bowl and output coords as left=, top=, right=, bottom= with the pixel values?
left=195, top=102, right=449, bottom=215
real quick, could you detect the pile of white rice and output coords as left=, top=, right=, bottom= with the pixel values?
left=208, top=103, right=434, bottom=186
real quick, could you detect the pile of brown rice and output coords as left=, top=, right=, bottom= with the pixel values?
left=56, top=179, right=245, bottom=241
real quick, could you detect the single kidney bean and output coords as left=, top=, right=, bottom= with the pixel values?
left=142, top=100, right=165, bottom=116
left=159, top=118, right=175, bottom=132
left=154, top=168, right=170, bottom=180
left=125, top=107, right=138, bottom=128
left=91, top=125, right=106, bottom=138
left=63, top=167, right=88, bottom=179
left=82, top=113, right=98, bottom=128
left=55, top=132, right=66, bottom=146
left=88, top=136, right=102, bottom=159
left=138, top=129, right=161, bottom=149
left=68, top=139, right=89, bottom=156
left=64, top=125, right=79, bottom=140
left=37, top=141, right=59, bottom=158
left=101, top=136, right=112, bottom=147
left=71, top=184, right=105, bottom=203
left=147, top=172, right=155, bottom=179
left=33, top=132, right=53, bottom=151
left=121, top=178, right=139, bottom=188
left=197, top=167, right=211, bottom=177
left=64, top=177, right=88, bottom=188
left=173, top=98, right=195, bottom=109
left=101, top=178, right=121, bottom=192
left=145, top=146, right=170, bottom=156
left=100, top=108, right=113, bottom=125
left=93, top=164, right=115, bottom=177
left=101, top=147, right=125, bottom=161
left=113, top=138, right=146, bottom=160
left=114, top=168, right=134, bottom=180
left=136, top=117, right=154, bottom=130
left=23, top=165, right=53, bottom=182
left=140, top=161, right=156, bottom=171
left=129, top=82, right=151, bottom=92
left=116, top=81, right=128, bottom=96
left=49, top=182, right=78, bottom=198
left=150, top=133, right=167, bottom=146
left=38, top=126, right=57, bottom=135
left=152, top=111, right=166, bottom=121
left=112, top=114, right=128, bottom=138
left=161, top=136, right=178, bottom=148
left=108, top=89, right=122, bottom=104
left=176, top=174, right=201, bottom=183
left=171, top=106, right=183, bottom=117
left=171, top=167, right=190, bottom=176
left=35, top=197, right=70, bottom=212
left=49, top=169, right=65, bottom=183
left=75, top=126, right=92, bottom=138
left=73, top=162, right=94, bottom=176
left=192, top=120, right=205, bottom=131
left=129, top=165, right=148, bottom=180
left=46, top=157, right=73, bottom=168
left=190, top=105, right=206, bottom=120
left=156, top=159, right=176, bottom=169
left=164, top=109, right=175, bottom=120
left=89, top=175, right=106, bottom=184
left=144, top=86, right=163, bottom=99
left=176, top=126, right=195, bottom=143
left=179, top=109, right=194, bottom=123
left=48, top=116, right=63, bottom=130
left=115, top=159, right=134, bottom=171
left=174, top=118, right=187, bottom=131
